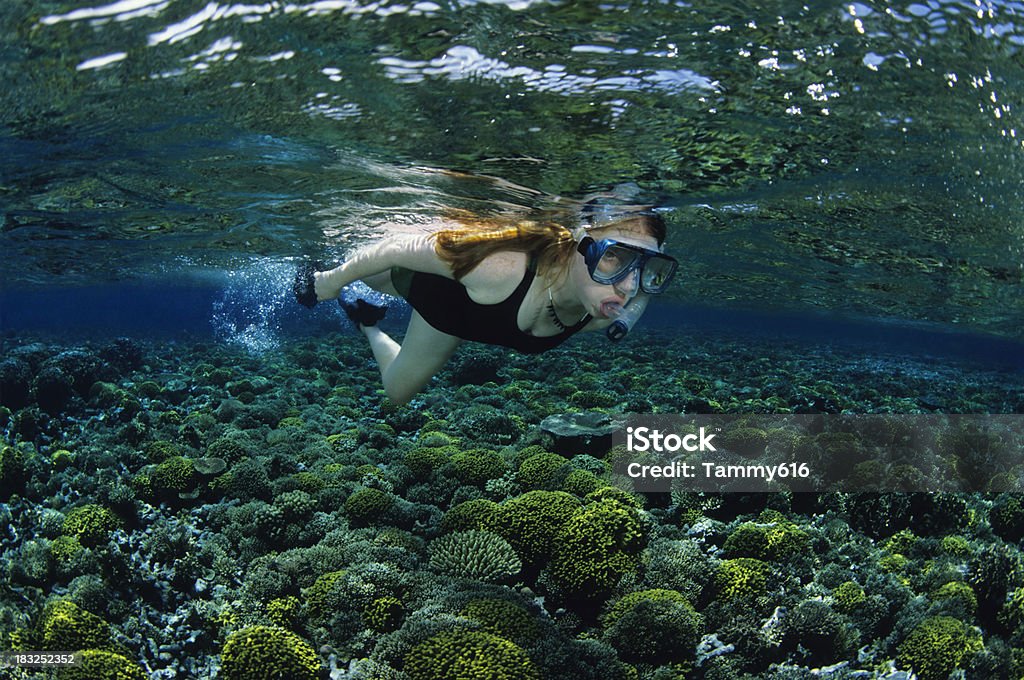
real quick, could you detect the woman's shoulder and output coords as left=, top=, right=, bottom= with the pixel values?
left=460, top=250, right=529, bottom=304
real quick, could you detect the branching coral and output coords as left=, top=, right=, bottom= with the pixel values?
left=428, top=530, right=521, bottom=582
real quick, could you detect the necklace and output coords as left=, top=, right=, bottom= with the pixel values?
left=547, top=288, right=569, bottom=331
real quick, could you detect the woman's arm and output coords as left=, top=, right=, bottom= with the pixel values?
left=313, top=233, right=454, bottom=301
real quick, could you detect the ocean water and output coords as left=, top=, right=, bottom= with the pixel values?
left=2, top=1, right=1024, bottom=679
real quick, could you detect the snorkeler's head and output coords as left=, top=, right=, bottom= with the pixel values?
left=577, top=203, right=667, bottom=246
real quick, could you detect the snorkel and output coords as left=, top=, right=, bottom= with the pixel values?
left=605, top=294, right=649, bottom=341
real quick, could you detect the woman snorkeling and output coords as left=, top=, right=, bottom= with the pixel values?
left=294, top=208, right=677, bottom=404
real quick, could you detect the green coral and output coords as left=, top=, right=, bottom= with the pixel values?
left=50, top=535, right=85, bottom=563
left=561, top=469, right=605, bottom=497
left=603, top=589, right=702, bottom=664
left=990, top=495, right=1024, bottom=542
left=51, top=448, right=74, bottom=470
left=715, top=558, right=771, bottom=601
left=61, top=505, right=120, bottom=547
left=440, top=498, right=498, bottom=533
left=429, top=530, right=521, bottom=582
left=207, top=437, right=248, bottom=463
left=344, top=488, right=394, bottom=525
left=509, top=445, right=551, bottom=471
left=882, top=529, right=917, bottom=555
left=585, top=485, right=643, bottom=509
left=417, top=429, right=457, bottom=446
left=940, top=535, right=970, bottom=557
left=151, top=456, right=199, bottom=496
left=568, top=388, right=619, bottom=408
left=722, top=515, right=810, bottom=561
left=37, top=599, right=112, bottom=651
left=932, top=581, right=977, bottom=618
left=1, top=445, right=28, bottom=497
left=447, top=448, right=507, bottom=486
left=403, top=629, right=540, bottom=680
left=878, top=553, right=908, bottom=573
left=220, top=626, right=321, bottom=680
left=364, top=596, right=404, bottom=633
left=516, top=452, right=570, bottom=490
left=266, top=596, right=301, bottom=629
left=492, top=491, right=580, bottom=566
left=832, top=581, right=866, bottom=613
left=999, top=587, right=1024, bottom=631
left=58, top=649, right=146, bottom=680
left=303, top=570, right=347, bottom=621
left=896, top=616, right=982, bottom=680
left=144, top=440, right=181, bottom=462
left=403, top=446, right=453, bottom=478
left=460, top=599, right=540, bottom=644
left=548, top=500, right=646, bottom=598
left=290, top=471, right=327, bottom=494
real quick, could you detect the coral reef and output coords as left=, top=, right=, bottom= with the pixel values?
left=0, top=329, right=1021, bottom=679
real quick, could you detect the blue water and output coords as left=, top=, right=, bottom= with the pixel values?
left=4, top=278, right=1023, bottom=373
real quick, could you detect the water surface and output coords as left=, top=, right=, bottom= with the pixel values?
left=1, top=0, right=1022, bottom=342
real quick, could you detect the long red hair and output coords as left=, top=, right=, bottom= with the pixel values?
left=432, top=209, right=666, bottom=282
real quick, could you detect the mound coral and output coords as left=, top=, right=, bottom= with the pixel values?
left=603, top=589, right=702, bottom=664
left=440, top=498, right=498, bottom=533
left=220, top=626, right=321, bottom=680
left=722, top=514, right=810, bottom=561
left=1, top=445, right=28, bottom=496
left=37, top=599, right=112, bottom=651
left=344, top=487, right=394, bottom=525
left=447, top=448, right=507, bottom=486
left=403, top=445, right=453, bottom=479
left=714, top=558, right=771, bottom=601
left=548, top=500, right=646, bottom=598
left=460, top=598, right=540, bottom=644
left=492, top=490, right=580, bottom=567
left=61, top=505, right=120, bottom=547
left=60, top=649, right=147, bottom=680
left=403, top=629, right=540, bottom=680
left=896, top=616, right=982, bottom=680
left=364, top=596, right=404, bottom=633
left=515, top=452, right=570, bottom=490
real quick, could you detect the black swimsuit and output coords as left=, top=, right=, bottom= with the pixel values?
left=390, top=256, right=590, bottom=354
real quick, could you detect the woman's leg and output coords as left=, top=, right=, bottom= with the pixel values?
left=362, top=310, right=461, bottom=405
left=361, top=270, right=399, bottom=297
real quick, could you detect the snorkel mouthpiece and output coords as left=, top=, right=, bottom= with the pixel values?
left=606, top=296, right=649, bottom=342
left=603, top=301, right=625, bottom=319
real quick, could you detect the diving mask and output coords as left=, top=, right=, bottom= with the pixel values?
left=576, top=236, right=678, bottom=294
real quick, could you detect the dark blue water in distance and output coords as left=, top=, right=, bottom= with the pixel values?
left=3, top=283, right=1024, bottom=371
